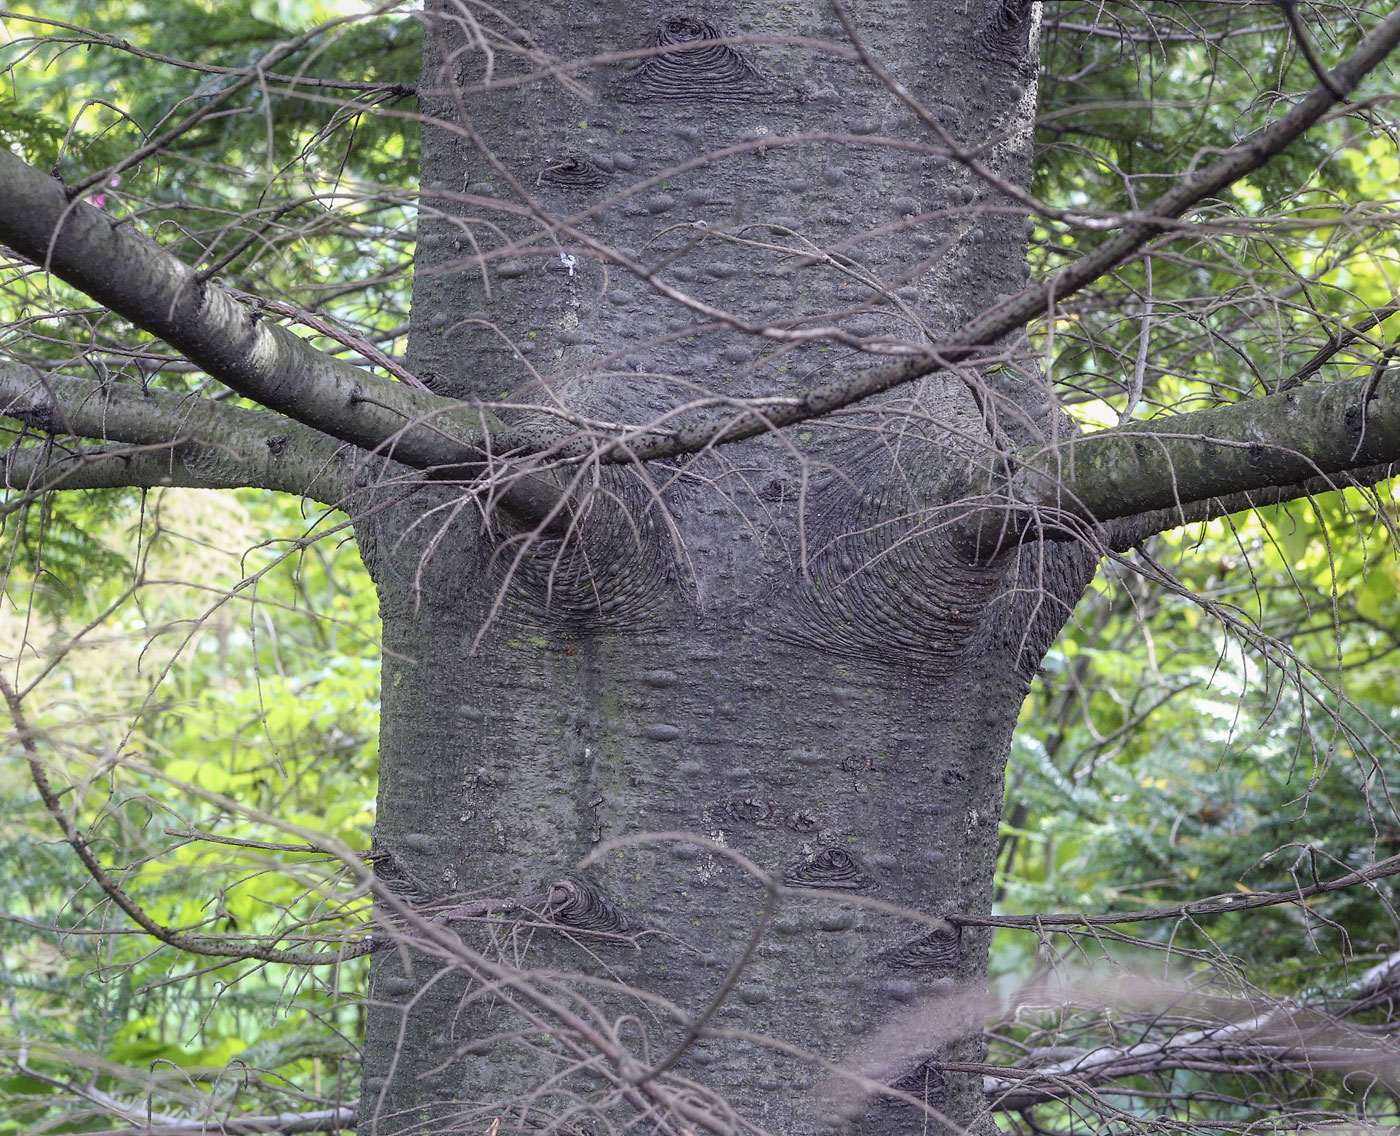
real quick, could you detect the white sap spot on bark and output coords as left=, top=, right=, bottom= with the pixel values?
left=554, top=257, right=581, bottom=364
left=697, top=826, right=728, bottom=884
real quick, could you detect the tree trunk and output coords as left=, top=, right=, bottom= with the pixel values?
left=357, top=3, right=1094, bottom=1132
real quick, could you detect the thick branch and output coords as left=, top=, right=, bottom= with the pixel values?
left=2, top=442, right=345, bottom=501
left=1, top=363, right=354, bottom=504
left=983, top=1006, right=1393, bottom=1111
left=983, top=366, right=1400, bottom=547
left=1099, top=462, right=1399, bottom=551
left=5, top=2, right=1397, bottom=488
left=55, top=1108, right=357, bottom=1136
left=0, top=150, right=564, bottom=523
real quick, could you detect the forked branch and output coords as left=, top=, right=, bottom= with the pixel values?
left=0, top=150, right=566, bottom=522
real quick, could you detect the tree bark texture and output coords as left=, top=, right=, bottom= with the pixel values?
left=357, top=3, right=1094, bottom=1133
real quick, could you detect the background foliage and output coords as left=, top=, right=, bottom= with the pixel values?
left=1, top=2, right=398, bottom=1130
left=992, top=5, right=1400, bottom=1129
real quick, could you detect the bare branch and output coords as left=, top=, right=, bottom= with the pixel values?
left=1100, top=462, right=1399, bottom=551
left=983, top=1002, right=1397, bottom=1111
left=1, top=362, right=355, bottom=504
left=7, top=0, right=1396, bottom=497
left=5, top=9, right=410, bottom=93
left=0, top=673, right=379, bottom=969
left=2, top=441, right=337, bottom=501
left=59, top=1107, right=357, bottom=1136
left=62, top=6, right=399, bottom=196
left=1278, top=0, right=1351, bottom=101
left=980, top=950, right=1400, bottom=1113
left=1277, top=298, right=1400, bottom=391
left=955, top=851, right=1400, bottom=931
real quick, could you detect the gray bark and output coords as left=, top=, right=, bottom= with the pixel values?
left=357, top=4, right=1093, bottom=1133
